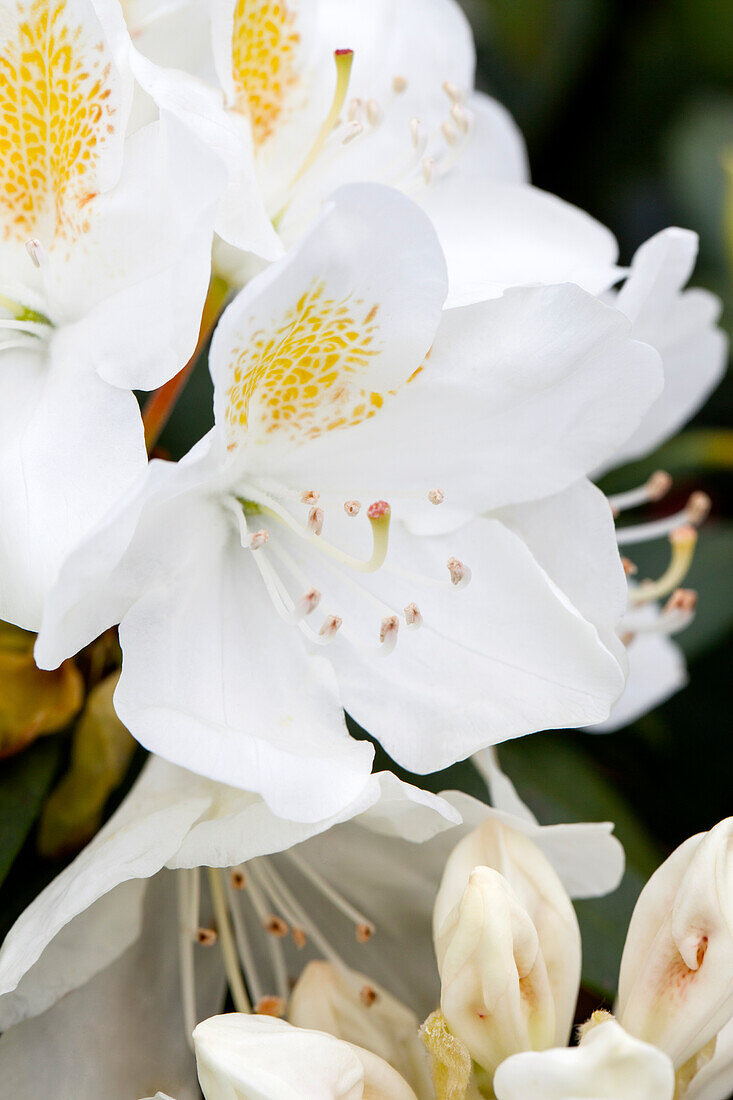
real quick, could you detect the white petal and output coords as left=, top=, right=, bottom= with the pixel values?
left=0, top=758, right=211, bottom=1029
left=193, top=1013, right=418, bottom=1100
left=210, top=182, right=447, bottom=454
left=603, top=227, right=727, bottom=469
left=320, top=516, right=626, bottom=772
left=55, top=114, right=223, bottom=391
left=590, top=628, right=687, bottom=733
left=0, top=874, right=224, bottom=1100
left=685, top=1018, right=733, bottom=1100
left=277, top=284, right=663, bottom=519
left=112, top=508, right=374, bottom=820
left=0, top=338, right=146, bottom=630
left=493, top=1019, right=675, bottom=1100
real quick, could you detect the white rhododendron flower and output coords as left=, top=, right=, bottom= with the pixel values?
left=492, top=1017, right=676, bottom=1100
left=617, top=817, right=733, bottom=1072
left=34, top=183, right=663, bottom=815
left=121, top=0, right=622, bottom=305
left=0, top=752, right=624, bottom=1098
left=0, top=0, right=224, bottom=630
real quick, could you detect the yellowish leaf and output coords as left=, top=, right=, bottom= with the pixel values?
left=38, top=672, right=136, bottom=857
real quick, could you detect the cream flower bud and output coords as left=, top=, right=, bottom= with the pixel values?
left=192, top=1013, right=418, bottom=1100
left=435, top=866, right=559, bottom=1078
left=288, top=961, right=432, bottom=1096
left=617, top=818, right=733, bottom=1070
left=434, top=817, right=582, bottom=1050
left=493, top=1018, right=675, bottom=1100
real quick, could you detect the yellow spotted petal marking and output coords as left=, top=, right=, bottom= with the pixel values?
left=0, top=0, right=117, bottom=242
left=226, top=280, right=385, bottom=447
left=232, top=0, right=300, bottom=147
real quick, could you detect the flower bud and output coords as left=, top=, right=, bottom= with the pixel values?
left=288, top=961, right=432, bottom=1096
left=617, top=818, right=733, bottom=1070
left=193, top=1013, right=418, bottom=1100
left=434, top=818, right=581, bottom=1051
left=492, top=1018, right=675, bottom=1100
left=435, top=866, right=559, bottom=1078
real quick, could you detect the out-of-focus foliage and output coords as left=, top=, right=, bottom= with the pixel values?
left=37, top=673, right=136, bottom=859
left=0, top=622, right=83, bottom=759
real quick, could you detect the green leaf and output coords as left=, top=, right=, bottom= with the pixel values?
left=0, top=738, right=61, bottom=888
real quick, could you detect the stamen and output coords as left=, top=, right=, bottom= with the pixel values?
left=628, top=589, right=698, bottom=637
left=177, top=869, right=200, bottom=1050
left=616, top=492, right=711, bottom=546
left=225, top=878, right=265, bottom=1006
left=609, top=470, right=672, bottom=514
left=319, top=614, right=342, bottom=640
left=410, top=117, right=423, bottom=148
left=301, top=490, right=320, bottom=505
left=248, top=528, right=269, bottom=550
left=628, top=525, right=697, bottom=606
left=404, top=602, right=423, bottom=628
left=366, top=98, right=381, bottom=126
left=360, top=984, right=379, bottom=1006
left=255, top=995, right=287, bottom=1017
left=442, top=80, right=462, bottom=103
left=622, top=557, right=638, bottom=576
left=392, top=74, right=408, bottom=93
left=344, top=500, right=361, bottom=516
left=379, top=614, right=399, bottom=654
left=196, top=927, right=218, bottom=946
left=265, top=916, right=289, bottom=938
left=428, top=487, right=445, bottom=505
left=422, top=156, right=435, bottom=184
left=292, top=927, right=308, bottom=949
left=451, top=102, right=469, bottom=133
left=230, top=867, right=247, bottom=890
left=25, top=238, right=47, bottom=268
left=291, top=49, right=354, bottom=185
left=296, top=587, right=321, bottom=616
left=447, top=557, right=471, bottom=589
left=347, top=97, right=363, bottom=122
left=284, top=850, right=376, bottom=942
left=206, top=868, right=251, bottom=1013
left=342, top=121, right=363, bottom=144
left=308, top=507, right=324, bottom=535
left=241, top=866, right=289, bottom=1002
left=441, top=120, right=459, bottom=146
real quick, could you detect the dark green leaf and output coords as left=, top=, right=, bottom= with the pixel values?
left=0, top=738, right=61, bottom=889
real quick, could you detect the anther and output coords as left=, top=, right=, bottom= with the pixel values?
left=230, top=869, right=247, bottom=890
left=442, top=80, right=462, bottom=103
left=308, top=507, right=324, bottom=535
left=296, top=588, right=321, bottom=617
left=264, top=916, right=289, bottom=938
left=366, top=98, right=381, bottom=126
left=301, top=489, right=320, bottom=505
left=344, top=499, right=361, bottom=516
left=255, top=995, right=287, bottom=1017
left=25, top=238, right=46, bottom=268
left=622, top=557, right=638, bottom=576
left=428, top=487, right=445, bottom=505
left=447, top=557, right=471, bottom=589
left=392, top=74, right=408, bottom=93
left=422, top=156, right=435, bottom=184
left=404, top=602, right=423, bottom=628
left=441, top=120, right=459, bottom=146
left=248, top=529, right=269, bottom=551
left=687, top=491, right=711, bottom=525
left=451, top=102, right=469, bottom=132
left=379, top=615, right=399, bottom=654
left=342, top=120, right=363, bottom=144
left=609, top=470, right=673, bottom=515
left=410, top=117, right=423, bottom=148
left=292, top=927, right=308, bottom=949
left=356, top=922, right=375, bottom=943
left=665, top=588, right=697, bottom=615
left=347, top=97, right=363, bottom=122
left=647, top=470, right=673, bottom=501
left=319, top=614, right=342, bottom=640
left=360, top=984, right=379, bottom=1007
left=196, top=927, right=218, bottom=946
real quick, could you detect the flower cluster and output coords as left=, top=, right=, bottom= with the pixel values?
left=0, top=0, right=727, bottom=1096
